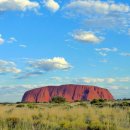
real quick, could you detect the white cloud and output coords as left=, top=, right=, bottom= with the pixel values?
left=0, top=60, right=21, bottom=74
left=0, top=84, right=43, bottom=102
left=14, top=71, right=43, bottom=79
left=0, top=0, right=39, bottom=12
left=95, top=47, right=118, bottom=56
left=99, top=52, right=107, bottom=57
left=28, top=57, right=72, bottom=71
left=14, top=57, right=71, bottom=79
left=79, top=78, right=105, bottom=84
left=106, top=78, right=116, bottom=83
left=118, top=77, right=130, bottom=82
left=72, top=30, right=104, bottom=43
left=64, top=0, right=130, bottom=33
left=8, top=37, right=17, bottom=43
left=51, top=76, right=62, bottom=81
left=74, top=77, right=130, bottom=84
left=95, top=47, right=118, bottom=52
left=100, top=59, right=108, bottom=63
left=43, top=0, right=60, bottom=12
left=109, top=86, right=129, bottom=90
left=65, top=0, right=129, bottom=15
left=82, top=78, right=115, bottom=84
left=128, top=29, right=130, bottom=35
left=19, top=44, right=27, bottom=48
left=120, top=52, right=130, bottom=57
left=0, top=34, right=4, bottom=45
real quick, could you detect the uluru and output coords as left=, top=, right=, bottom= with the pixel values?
left=22, top=84, right=114, bottom=102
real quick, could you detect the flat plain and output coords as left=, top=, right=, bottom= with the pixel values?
left=0, top=100, right=130, bottom=130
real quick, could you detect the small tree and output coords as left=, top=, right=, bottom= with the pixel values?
left=90, top=99, right=106, bottom=105
left=51, top=96, right=66, bottom=103
left=90, top=99, right=99, bottom=104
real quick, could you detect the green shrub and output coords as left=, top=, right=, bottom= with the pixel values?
left=98, top=99, right=106, bottom=102
left=91, top=99, right=106, bottom=104
left=27, top=104, right=38, bottom=109
left=90, top=99, right=98, bottom=104
left=16, top=104, right=25, bottom=108
left=87, top=122, right=106, bottom=130
left=90, top=99, right=108, bottom=108
left=74, top=100, right=80, bottom=102
left=112, top=102, right=130, bottom=108
left=51, top=96, right=66, bottom=103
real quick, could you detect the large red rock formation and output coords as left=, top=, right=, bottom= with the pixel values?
left=22, top=84, right=114, bottom=102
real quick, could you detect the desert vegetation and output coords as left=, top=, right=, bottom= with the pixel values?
left=0, top=100, right=130, bottom=130
left=51, top=96, right=66, bottom=103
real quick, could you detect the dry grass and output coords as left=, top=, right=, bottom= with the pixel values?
left=0, top=101, right=130, bottom=130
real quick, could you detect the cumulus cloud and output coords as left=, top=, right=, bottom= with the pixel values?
left=64, top=0, right=130, bottom=33
left=0, top=0, right=39, bottom=12
left=13, top=57, right=71, bottom=79
left=28, top=57, right=72, bottom=72
left=65, top=0, right=129, bottom=15
left=43, top=0, right=60, bottom=12
left=0, top=34, right=4, bottom=45
left=72, top=30, right=104, bottom=43
left=0, top=60, right=21, bottom=74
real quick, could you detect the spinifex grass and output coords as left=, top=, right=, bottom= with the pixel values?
left=0, top=101, right=130, bottom=130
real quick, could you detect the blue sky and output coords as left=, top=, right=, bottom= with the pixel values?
left=0, top=0, right=130, bottom=102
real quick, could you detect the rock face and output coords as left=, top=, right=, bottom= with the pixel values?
left=22, top=84, right=114, bottom=102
